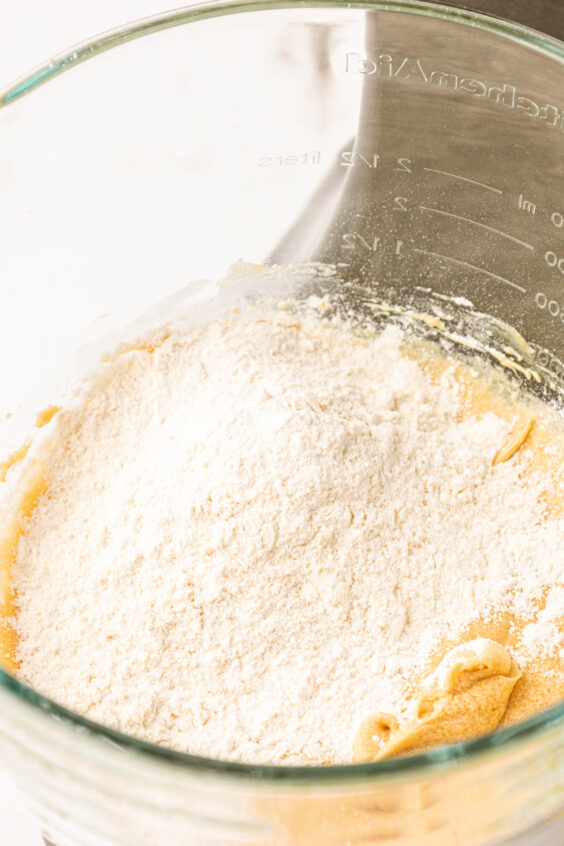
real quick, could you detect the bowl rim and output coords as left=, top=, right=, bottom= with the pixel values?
left=2, top=0, right=564, bottom=106
left=1, top=0, right=564, bottom=783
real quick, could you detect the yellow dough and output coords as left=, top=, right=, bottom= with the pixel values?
left=0, top=405, right=60, bottom=672
left=353, top=639, right=521, bottom=762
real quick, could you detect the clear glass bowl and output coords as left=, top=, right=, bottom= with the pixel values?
left=1, top=2, right=564, bottom=844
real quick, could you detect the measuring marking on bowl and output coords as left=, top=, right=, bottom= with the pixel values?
left=423, top=167, right=503, bottom=195
left=419, top=206, right=535, bottom=250
left=413, top=248, right=527, bottom=293
left=329, top=152, right=540, bottom=295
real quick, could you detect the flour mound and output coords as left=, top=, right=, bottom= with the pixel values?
left=13, top=309, right=564, bottom=764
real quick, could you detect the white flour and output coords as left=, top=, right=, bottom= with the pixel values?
left=11, top=307, right=564, bottom=764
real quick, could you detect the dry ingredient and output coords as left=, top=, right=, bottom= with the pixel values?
left=7, top=306, right=564, bottom=764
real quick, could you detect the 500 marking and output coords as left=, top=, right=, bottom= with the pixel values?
left=535, top=291, right=564, bottom=322
left=533, top=346, right=564, bottom=377
left=544, top=250, right=564, bottom=274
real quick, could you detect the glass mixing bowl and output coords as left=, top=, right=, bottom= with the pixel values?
left=1, top=2, right=564, bottom=844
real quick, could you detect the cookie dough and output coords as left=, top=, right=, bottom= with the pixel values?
left=354, top=639, right=521, bottom=762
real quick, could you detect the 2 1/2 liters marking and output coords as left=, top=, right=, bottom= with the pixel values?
left=338, top=153, right=564, bottom=235
left=335, top=153, right=564, bottom=303
left=340, top=153, right=412, bottom=172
